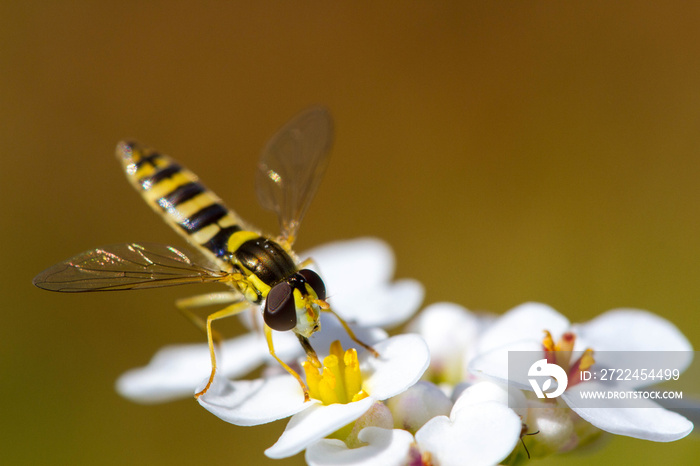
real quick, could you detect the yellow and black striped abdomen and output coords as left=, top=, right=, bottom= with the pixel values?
left=116, top=141, right=250, bottom=266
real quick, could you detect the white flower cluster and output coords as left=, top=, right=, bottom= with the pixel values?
left=116, top=238, right=695, bottom=465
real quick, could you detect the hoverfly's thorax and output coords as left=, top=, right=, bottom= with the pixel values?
left=231, top=234, right=297, bottom=293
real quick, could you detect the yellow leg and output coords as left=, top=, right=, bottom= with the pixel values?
left=264, top=325, right=311, bottom=402
left=176, top=291, right=243, bottom=310
left=298, top=257, right=315, bottom=268
left=194, top=300, right=251, bottom=399
left=175, top=291, right=242, bottom=341
left=322, top=307, right=379, bottom=357
left=278, top=233, right=297, bottom=252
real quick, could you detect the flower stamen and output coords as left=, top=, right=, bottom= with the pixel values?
left=543, top=330, right=556, bottom=363
left=302, top=340, right=369, bottom=405
left=540, top=330, right=595, bottom=389
left=568, top=348, right=595, bottom=388
left=557, top=332, right=575, bottom=353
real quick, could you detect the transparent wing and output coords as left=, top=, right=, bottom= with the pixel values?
left=256, top=106, right=333, bottom=246
left=33, top=243, right=231, bottom=292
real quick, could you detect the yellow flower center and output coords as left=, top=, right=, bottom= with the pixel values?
left=541, top=330, right=595, bottom=389
left=302, top=340, right=370, bottom=405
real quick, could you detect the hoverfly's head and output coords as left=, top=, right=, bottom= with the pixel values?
left=263, top=269, right=326, bottom=338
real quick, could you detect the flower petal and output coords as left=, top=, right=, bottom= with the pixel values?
left=197, top=374, right=310, bottom=426
left=415, top=401, right=522, bottom=466
left=562, top=383, right=694, bottom=441
left=362, top=334, right=430, bottom=400
left=386, top=381, right=452, bottom=434
left=408, top=302, right=484, bottom=383
left=303, top=237, right=423, bottom=328
left=331, top=279, right=424, bottom=328
left=265, top=397, right=375, bottom=459
left=574, top=308, right=693, bottom=353
left=305, top=427, right=414, bottom=466
left=116, top=333, right=269, bottom=403
left=346, top=402, right=394, bottom=448
left=309, top=317, right=388, bottom=358
left=476, top=302, right=569, bottom=355
left=469, top=339, right=544, bottom=389
left=302, top=237, right=395, bottom=293
left=451, top=380, right=528, bottom=420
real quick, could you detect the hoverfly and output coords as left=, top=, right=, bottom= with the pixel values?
left=33, top=107, right=376, bottom=401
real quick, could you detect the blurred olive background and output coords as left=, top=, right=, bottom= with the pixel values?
left=3, top=2, right=700, bottom=465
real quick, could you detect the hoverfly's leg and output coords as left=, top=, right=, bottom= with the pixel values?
left=264, top=324, right=311, bottom=402
left=298, top=257, right=316, bottom=269
left=321, top=307, right=380, bottom=358
left=175, top=291, right=243, bottom=342
left=194, top=300, right=251, bottom=399
left=278, top=234, right=296, bottom=253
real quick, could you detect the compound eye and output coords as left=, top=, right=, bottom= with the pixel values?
left=263, top=282, right=297, bottom=331
left=299, top=269, right=326, bottom=301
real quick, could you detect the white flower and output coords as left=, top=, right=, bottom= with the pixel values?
left=469, top=302, right=694, bottom=444
left=197, top=334, right=430, bottom=459
left=306, top=427, right=414, bottom=466
left=304, top=237, right=424, bottom=329
left=306, top=380, right=524, bottom=466
left=407, top=302, right=494, bottom=386
left=385, top=381, right=453, bottom=434
left=116, top=237, right=424, bottom=403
